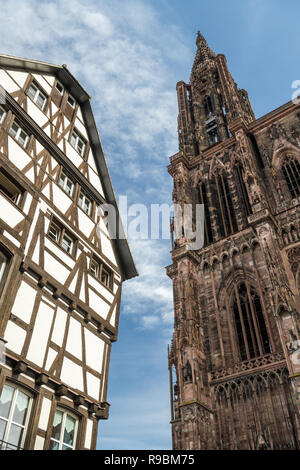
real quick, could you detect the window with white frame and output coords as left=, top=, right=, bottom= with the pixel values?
left=0, top=168, right=24, bottom=206
left=55, top=81, right=64, bottom=95
left=67, top=95, right=75, bottom=108
left=70, top=129, right=86, bottom=157
left=27, top=81, right=47, bottom=111
left=9, top=121, right=29, bottom=149
left=90, top=258, right=100, bottom=277
left=48, top=220, right=76, bottom=256
left=0, top=106, right=6, bottom=125
left=89, top=256, right=112, bottom=289
left=78, top=190, right=92, bottom=216
left=50, top=409, right=78, bottom=450
left=58, top=170, right=75, bottom=197
left=0, top=384, right=32, bottom=450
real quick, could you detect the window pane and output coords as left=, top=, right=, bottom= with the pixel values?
left=65, top=179, right=74, bottom=196
left=0, top=107, right=6, bottom=123
left=49, top=225, right=60, bottom=242
left=70, top=133, right=77, bottom=147
left=51, top=410, right=63, bottom=441
left=27, top=85, right=37, bottom=100
left=62, top=235, right=73, bottom=253
left=9, top=122, right=19, bottom=138
left=36, top=94, right=46, bottom=110
left=18, top=130, right=28, bottom=147
left=0, top=418, right=7, bottom=441
left=62, top=444, right=72, bottom=450
left=91, top=260, right=99, bottom=276
left=63, top=414, right=75, bottom=446
left=50, top=440, right=60, bottom=450
left=0, top=252, right=8, bottom=282
left=7, top=423, right=23, bottom=448
left=0, top=385, right=14, bottom=419
left=12, top=391, right=29, bottom=425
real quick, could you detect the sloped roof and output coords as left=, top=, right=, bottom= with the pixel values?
left=0, top=53, right=138, bottom=280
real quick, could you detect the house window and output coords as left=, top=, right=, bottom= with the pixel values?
left=0, top=248, right=9, bottom=294
left=9, top=121, right=29, bottom=149
left=50, top=409, right=78, bottom=450
left=58, top=170, right=74, bottom=197
left=27, top=81, right=47, bottom=111
left=0, top=106, right=6, bottom=124
left=101, top=266, right=111, bottom=288
left=0, top=168, right=24, bottom=206
left=232, top=283, right=271, bottom=361
left=78, top=190, right=92, bottom=216
left=55, top=81, right=64, bottom=94
left=282, top=157, right=300, bottom=199
left=90, top=258, right=100, bottom=277
left=48, top=220, right=76, bottom=256
left=67, top=95, right=75, bottom=108
left=70, top=129, right=86, bottom=157
left=0, top=384, right=32, bottom=450
left=90, top=257, right=112, bottom=289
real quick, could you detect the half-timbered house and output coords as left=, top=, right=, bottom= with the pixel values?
left=0, top=54, right=137, bottom=450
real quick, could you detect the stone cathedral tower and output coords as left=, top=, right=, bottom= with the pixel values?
left=167, top=32, right=300, bottom=450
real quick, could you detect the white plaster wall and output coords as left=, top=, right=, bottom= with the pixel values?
left=38, top=397, right=52, bottom=431
left=100, top=234, right=117, bottom=265
left=89, top=168, right=105, bottom=197
left=78, top=209, right=94, bottom=236
left=65, top=141, right=82, bottom=167
left=51, top=307, right=67, bottom=346
left=52, top=185, right=72, bottom=214
left=88, top=289, right=110, bottom=317
left=26, top=300, right=55, bottom=367
left=34, top=436, right=45, bottom=450
left=11, top=281, right=36, bottom=323
left=0, top=192, right=24, bottom=225
left=88, top=275, right=114, bottom=303
left=60, top=357, right=84, bottom=392
left=84, top=419, right=93, bottom=449
left=33, top=73, right=52, bottom=95
left=66, top=317, right=82, bottom=360
left=8, top=138, right=32, bottom=170
left=45, top=347, right=57, bottom=371
left=27, top=99, right=48, bottom=127
left=0, top=70, right=19, bottom=93
left=84, top=328, right=104, bottom=372
left=44, top=251, right=71, bottom=284
left=9, top=70, right=28, bottom=88
left=4, top=321, right=26, bottom=355
left=86, top=372, right=100, bottom=400
left=74, top=118, right=88, bottom=140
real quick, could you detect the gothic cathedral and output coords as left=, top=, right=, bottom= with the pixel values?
left=167, top=32, right=300, bottom=450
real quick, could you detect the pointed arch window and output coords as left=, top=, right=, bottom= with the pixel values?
left=198, top=182, right=213, bottom=245
left=213, top=173, right=237, bottom=237
left=236, top=164, right=252, bottom=216
left=232, top=283, right=271, bottom=361
left=282, top=156, right=300, bottom=198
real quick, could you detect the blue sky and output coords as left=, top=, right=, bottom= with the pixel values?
left=1, top=0, right=300, bottom=450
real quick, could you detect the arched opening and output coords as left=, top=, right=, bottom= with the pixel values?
left=213, top=173, right=237, bottom=237
left=232, top=282, right=271, bottom=361
left=282, top=156, right=300, bottom=198
left=235, top=164, right=252, bottom=216
left=198, top=182, right=213, bottom=245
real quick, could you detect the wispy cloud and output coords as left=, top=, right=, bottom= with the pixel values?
left=0, top=0, right=186, bottom=331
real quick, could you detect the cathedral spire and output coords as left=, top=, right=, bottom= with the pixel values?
left=192, top=31, right=215, bottom=74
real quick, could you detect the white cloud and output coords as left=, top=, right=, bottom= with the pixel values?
left=0, top=0, right=184, bottom=330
